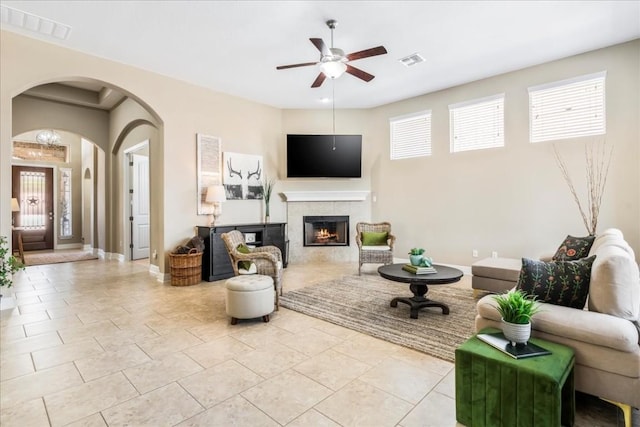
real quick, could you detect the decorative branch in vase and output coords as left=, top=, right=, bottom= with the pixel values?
left=262, top=177, right=275, bottom=223
left=553, top=140, right=613, bottom=236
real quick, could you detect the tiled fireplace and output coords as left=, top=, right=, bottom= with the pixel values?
left=284, top=191, right=371, bottom=264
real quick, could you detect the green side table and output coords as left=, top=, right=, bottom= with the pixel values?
left=455, top=328, right=575, bottom=427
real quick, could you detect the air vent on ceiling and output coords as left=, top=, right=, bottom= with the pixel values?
left=398, top=53, right=425, bottom=67
left=0, top=5, right=71, bottom=40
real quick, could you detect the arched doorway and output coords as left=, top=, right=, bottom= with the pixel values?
left=9, top=78, right=162, bottom=271
left=11, top=129, right=103, bottom=259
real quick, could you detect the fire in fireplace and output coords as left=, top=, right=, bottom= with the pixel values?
left=303, top=215, right=349, bottom=246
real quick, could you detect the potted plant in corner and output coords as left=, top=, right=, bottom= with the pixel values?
left=0, top=235, right=25, bottom=299
left=408, top=248, right=425, bottom=266
left=493, top=289, right=540, bottom=346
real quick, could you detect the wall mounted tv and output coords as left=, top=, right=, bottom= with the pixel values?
left=287, top=134, right=362, bottom=178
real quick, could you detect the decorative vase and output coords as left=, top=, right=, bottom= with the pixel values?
left=264, top=203, right=270, bottom=223
left=501, top=319, right=531, bottom=346
left=409, top=254, right=423, bottom=266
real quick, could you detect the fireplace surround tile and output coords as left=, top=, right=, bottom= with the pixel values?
left=287, top=200, right=371, bottom=264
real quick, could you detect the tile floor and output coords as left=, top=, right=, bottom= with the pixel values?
left=0, top=258, right=630, bottom=426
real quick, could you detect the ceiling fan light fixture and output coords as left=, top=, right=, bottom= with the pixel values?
left=320, top=60, right=347, bottom=79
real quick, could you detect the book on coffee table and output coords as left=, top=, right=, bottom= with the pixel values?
left=477, top=332, right=551, bottom=359
left=402, top=264, right=437, bottom=274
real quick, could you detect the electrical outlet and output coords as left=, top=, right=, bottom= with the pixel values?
left=152, top=250, right=157, bottom=259
left=492, top=251, right=498, bottom=258
left=472, top=249, right=478, bottom=257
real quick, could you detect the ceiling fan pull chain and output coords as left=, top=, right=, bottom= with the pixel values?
left=332, top=80, right=337, bottom=150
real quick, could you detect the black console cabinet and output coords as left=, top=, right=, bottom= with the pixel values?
left=197, top=222, right=287, bottom=282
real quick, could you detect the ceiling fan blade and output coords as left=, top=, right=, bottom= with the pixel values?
left=276, top=61, right=318, bottom=70
left=311, top=73, right=326, bottom=88
left=310, top=38, right=330, bottom=56
left=346, top=46, right=388, bottom=61
left=346, top=65, right=375, bottom=82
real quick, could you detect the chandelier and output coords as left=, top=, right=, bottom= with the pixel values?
left=36, top=130, right=61, bottom=146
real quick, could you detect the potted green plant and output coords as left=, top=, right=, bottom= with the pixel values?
left=0, top=236, right=25, bottom=297
left=408, top=248, right=425, bottom=266
left=493, top=289, right=541, bottom=346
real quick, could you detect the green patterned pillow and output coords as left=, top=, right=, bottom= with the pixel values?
left=516, top=256, right=596, bottom=309
left=361, top=231, right=388, bottom=246
left=552, top=235, right=595, bottom=261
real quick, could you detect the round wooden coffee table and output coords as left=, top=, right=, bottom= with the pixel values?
left=378, top=263, right=464, bottom=319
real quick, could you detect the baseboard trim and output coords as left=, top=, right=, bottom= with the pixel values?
left=147, top=264, right=170, bottom=282
left=100, top=251, right=125, bottom=262
left=56, top=243, right=83, bottom=250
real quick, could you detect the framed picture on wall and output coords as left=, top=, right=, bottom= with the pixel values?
left=222, top=152, right=264, bottom=200
left=196, top=134, right=222, bottom=215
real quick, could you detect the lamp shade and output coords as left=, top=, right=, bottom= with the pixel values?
left=320, top=61, right=347, bottom=79
left=11, top=198, right=20, bottom=212
left=205, top=185, right=227, bottom=203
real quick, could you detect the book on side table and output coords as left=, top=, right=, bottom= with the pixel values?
left=402, top=264, right=437, bottom=275
left=477, top=332, right=551, bottom=359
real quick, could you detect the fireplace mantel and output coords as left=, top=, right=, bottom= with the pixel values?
left=282, top=191, right=370, bottom=202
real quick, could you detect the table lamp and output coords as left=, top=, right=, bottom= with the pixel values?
left=11, top=198, right=20, bottom=226
left=205, top=185, right=227, bottom=226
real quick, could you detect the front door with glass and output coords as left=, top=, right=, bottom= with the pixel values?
left=12, top=166, right=54, bottom=251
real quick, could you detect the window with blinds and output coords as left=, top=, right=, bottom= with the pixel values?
left=529, top=71, right=606, bottom=143
left=389, top=111, right=431, bottom=160
left=449, top=94, right=504, bottom=153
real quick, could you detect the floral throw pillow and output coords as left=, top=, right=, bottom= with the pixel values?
left=552, top=235, right=596, bottom=261
left=516, top=256, right=596, bottom=309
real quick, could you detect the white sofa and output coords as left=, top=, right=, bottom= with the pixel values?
left=475, top=229, right=640, bottom=420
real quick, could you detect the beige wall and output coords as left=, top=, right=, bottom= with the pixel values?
left=282, top=40, right=639, bottom=266
left=13, top=95, right=110, bottom=150
left=368, top=40, right=639, bottom=265
left=2, top=30, right=637, bottom=274
left=1, top=30, right=283, bottom=274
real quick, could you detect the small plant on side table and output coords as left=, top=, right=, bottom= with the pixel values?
left=408, top=248, right=425, bottom=266
left=0, top=236, right=25, bottom=295
left=493, top=289, right=541, bottom=346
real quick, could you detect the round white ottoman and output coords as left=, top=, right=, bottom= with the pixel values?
left=225, top=275, right=275, bottom=325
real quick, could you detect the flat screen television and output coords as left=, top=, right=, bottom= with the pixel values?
left=287, top=134, right=362, bottom=178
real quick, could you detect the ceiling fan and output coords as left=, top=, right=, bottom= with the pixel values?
left=276, top=19, right=387, bottom=88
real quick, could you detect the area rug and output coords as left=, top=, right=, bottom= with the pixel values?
left=24, top=250, right=98, bottom=266
left=280, top=275, right=478, bottom=362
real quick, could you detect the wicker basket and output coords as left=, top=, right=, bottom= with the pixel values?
left=169, top=249, right=203, bottom=286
